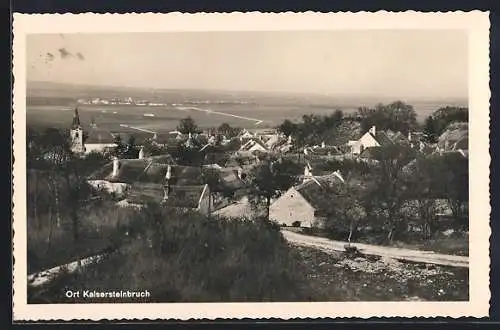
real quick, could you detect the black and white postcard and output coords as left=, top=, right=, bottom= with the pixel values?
left=12, top=11, right=490, bottom=320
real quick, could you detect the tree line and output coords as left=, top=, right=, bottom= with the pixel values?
left=277, top=101, right=468, bottom=147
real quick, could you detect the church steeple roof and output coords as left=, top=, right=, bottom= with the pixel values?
left=71, top=107, right=81, bottom=128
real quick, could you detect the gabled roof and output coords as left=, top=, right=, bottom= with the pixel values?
left=239, top=138, right=268, bottom=151
left=437, top=122, right=468, bottom=151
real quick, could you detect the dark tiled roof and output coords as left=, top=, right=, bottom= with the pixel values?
left=359, top=147, right=378, bottom=159
left=453, top=136, right=468, bottom=150
left=437, top=122, right=468, bottom=151
left=295, top=174, right=346, bottom=212
left=85, top=128, right=116, bottom=144
left=219, top=168, right=245, bottom=190
left=88, top=159, right=203, bottom=185
left=370, top=131, right=393, bottom=146
left=126, top=183, right=206, bottom=209
left=148, top=154, right=176, bottom=165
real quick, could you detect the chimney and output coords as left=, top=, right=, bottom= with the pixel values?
left=303, top=164, right=312, bottom=183
left=369, top=125, right=376, bottom=135
left=163, top=165, right=172, bottom=201
left=112, top=157, right=120, bottom=177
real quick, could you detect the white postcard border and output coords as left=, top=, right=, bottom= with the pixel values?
left=12, top=11, right=491, bottom=320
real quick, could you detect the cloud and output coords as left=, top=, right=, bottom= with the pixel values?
left=58, top=48, right=73, bottom=59
left=76, top=52, right=85, bottom=61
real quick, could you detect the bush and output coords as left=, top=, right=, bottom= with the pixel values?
left=27, top=199, right=145, bottom=274
left=39, top=205, right=314, bottom=303
left=292, top=221, right=301, bottom=227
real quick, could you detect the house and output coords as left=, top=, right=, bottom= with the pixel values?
left=84, top=129, right=117, bottom=154
left=212, top=196, right=258, bottom=219
left=264, top=134, right=281, bottom=149
left=224, top=151, right=262, bottom=176
left=269, top=169, right=346, bottom=228
left=87, top=157, right=212, bottom=213
left=126, top=182, right=211, bottom=215
left=435, top=122, right=468, bottom=157
left=349, top=126, right=395, bottom=155
left=239, top=138, right=269, bottom=153
left=238, top=129, right=255, bottom=143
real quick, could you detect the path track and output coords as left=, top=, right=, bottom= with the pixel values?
left=282, top=230, right=469, bottom=268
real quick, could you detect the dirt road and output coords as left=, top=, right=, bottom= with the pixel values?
left=282, top=230, right=469, bottom=268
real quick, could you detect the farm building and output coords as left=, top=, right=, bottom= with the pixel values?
left=435, top=122, right=468, bottom=156
left=269, top=171, right=346, bottom=228
left=84, top=128, right=117, bottom=154
left=87, top=156, right=243, bottom=213
left=239, top=138, right=269, bottom=153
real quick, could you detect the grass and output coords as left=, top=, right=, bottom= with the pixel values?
left=28, top=203, right=469, bottom=303
left=296, top=246, right=468, bottom=301
left=27, top=199, right=145, bottom=274
left=29, top=208, right=314, bottom=303
left=293, top=226, right=469, bottom=257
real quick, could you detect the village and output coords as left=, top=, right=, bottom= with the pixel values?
left=26, top=97, right=470, bottom=303
left=66, top=102, right=468, bottom=230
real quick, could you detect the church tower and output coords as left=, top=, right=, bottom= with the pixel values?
left=70, top=107, right=85, bottom=154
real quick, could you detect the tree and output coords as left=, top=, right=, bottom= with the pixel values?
left=112, top=134, right=126, bottom=157
left=357, top=101, right=417, bottom=135
left=26, top=128, right=95, bottom=243
left=368, top=143, right=417, bottom=243
left=248, top=159, right=297, bottom=221
left=277, top=119, right=297, bottom=137
left=422, top=106, right=468, bottom=143
left=423, top=116, right=439, bottom=143
left=321, top=175, right=366, bottom=243
left=177, top=116, right=199, bottom=134
left=124, top=135, right=139, bottom=158
left=170, top=142, right=203, bottom=166
left=217, top=123, right=241, bottom=139
left=406, top=155, right=440, bottom=238
left=425, top=153, right=469, bottom=226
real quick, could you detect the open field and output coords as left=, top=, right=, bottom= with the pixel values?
left=26, top=82, right=468, bottom=132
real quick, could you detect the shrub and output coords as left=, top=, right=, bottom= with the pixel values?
left=292, top=221, right=301, bottom=227
left=39, top=205, right=314, bottom=303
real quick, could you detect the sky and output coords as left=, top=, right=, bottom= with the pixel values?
left=26, top=30, right=468, bottom=99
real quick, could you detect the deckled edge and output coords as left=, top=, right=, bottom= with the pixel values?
left=11, top=10, right=491, bottom=322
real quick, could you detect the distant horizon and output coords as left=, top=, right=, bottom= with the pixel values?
left=27, top=79, right=468, bottom=104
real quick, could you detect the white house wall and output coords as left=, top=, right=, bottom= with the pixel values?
left=269, top=187, right=316, bottom=228
left=87, top=180, right=130, bottom=197
left=351, top=133, right=380, bottom=154
left=85, top=143, right=117, bottom=154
